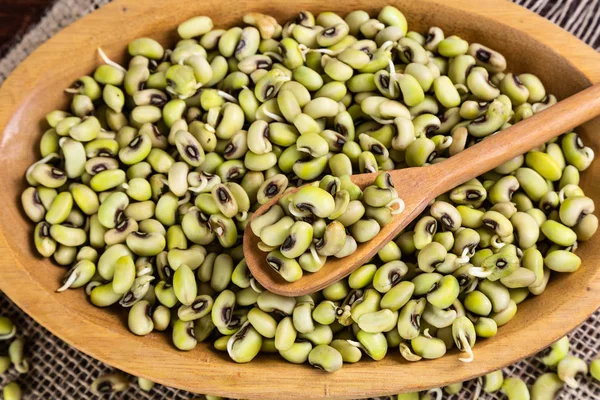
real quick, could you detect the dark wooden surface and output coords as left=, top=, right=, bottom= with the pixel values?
left=0, top=0, right=56, bottom=57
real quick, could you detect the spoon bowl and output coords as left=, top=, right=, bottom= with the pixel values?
left=244, top=168, right=431, bottom=296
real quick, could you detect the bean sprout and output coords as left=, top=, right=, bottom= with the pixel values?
left=97, top=47, right=127, bottom=73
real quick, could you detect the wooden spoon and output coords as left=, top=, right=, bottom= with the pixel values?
left=244, top=84, right=600, bottom=296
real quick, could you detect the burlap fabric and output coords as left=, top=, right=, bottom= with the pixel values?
left=1, top=0, right=600, bottom=398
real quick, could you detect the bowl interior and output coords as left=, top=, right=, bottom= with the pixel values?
left=0, top=0, right=599, bottom=398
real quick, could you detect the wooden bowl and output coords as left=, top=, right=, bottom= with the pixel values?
left=0, top=0, right=599, bottom=398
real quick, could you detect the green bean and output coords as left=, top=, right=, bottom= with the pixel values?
left=468, top=42, right=506, bottom=73
left=540, top=336, right=570, bottom=367
left=2, top=381, right=22, bottom=400
left=417, top=242, right=446, bottom=273
left=90, top=282, right=122, bottom=307
left=378, top=281, right=414, bottom=312
left=227, top=322, right=262, bottom=363
left=177, top=16, right=213, bottom=39
left=260, top=216, right=294, bottom=247
left=53, top=244, right=77, bottom=266
left=349, top=330, right=386, bottom=361
left=438, top=35, right=468, bottom=57
left=330, top=339, right=362, bottom=363
left=456, top=206, right=483, bottom=230
left=266, top=250, right=303, bottom=282
left=422, top=303, right=456, bottom=329
left=562, top=132, right=594, bottom=171
left=134, top=377, right=155, bottom=393
left=203, top=254, right=230, bottom=291
left=452, top=316, right=476, bottom=362
left=397, top=298, right=426, bottom=340
left=474, top=317, right=498, bottom=338
left=279, top=341, right=312, bottom=364
left=483, top=370, right=505, bottom=393
left=557, top=355, right=588, bottom=388
left=541, top=220, right=577, bottom=246
left=530, top=372, right=563, bottom=400
left=306, top=301, right=335, bottom=327
left=169, top=319, right=197, bottom=351
left=478, top=279, right=510, bottom=313
left=490, top=299, right=518, bottom=326
left=257, top=290, right=296, bottom=315
left=357, top=309, right=397, bottom=333
left=559, top=195, right=595, bottom=227
left=411, top=334, right=447, bottom=359
left=280, top=221, right=313, bottom=259
left=427, top=275, right=459, bottom=309
left=43, top=191, right=71, bottom=225
left=347, top=263, right=376, bottom=290
left=470, top=243, right=519, bottom=280
left=413, top=216, right=437, bottom=250
left=126, top=231, right=166, bottom=256
left=7, top=337, right=28, bottom=373
left=464, top=290, right=492, bottom=316
left=308, top=344, right=343, bottom=372
left=274, top=317, right=297, bottom=352
left=500, top=267, right=536, bottom=288
left=112, top=255, right=136, bottom=294
left=49, top=224, right=86, bottom=247
left=350, top=288, right=380, bottom=322
left=127, top=300, right=154, bottom=336
left=501, top=377, right=530, bottom=400
left=0, top=316, right=16, bottom=341
left=513, top=73, right=544, bottom=103
left=315, top=221, right=346, bottom=256
left=119, top=275, right=155, bottom=308
left=230, top=259, right=251, bottom=289
left=187, top=313, right=212, bottom=342
left=441, top=382, right=463, bottom=396
left=298, top=323, right=332, bottom=346
left=544, top=250, right=581, bottom=273
left=509, top=287, right=529, bottom=305
left=0, top=355, right=10, bottom=374
left=105, top=208, right=137, bottom=236
left=574, top=213, right=599, bottom=241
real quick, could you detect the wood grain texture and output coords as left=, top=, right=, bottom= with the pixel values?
left=246, top=84, right=600, bottom=296
left=0, top=0, right=599, bottom=398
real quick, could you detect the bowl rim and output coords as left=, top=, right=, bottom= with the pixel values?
left=1, top=0, right=600, bottom=398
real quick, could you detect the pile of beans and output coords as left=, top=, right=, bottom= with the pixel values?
left=0, top=315, right=27, bottom=400
left=4, top=310, right=600, bottom=399
left=19, top=5, right=597, bottom=372
left=251, top=171, right=403, bottom=282
left=86, top=335, right=600, bottom=398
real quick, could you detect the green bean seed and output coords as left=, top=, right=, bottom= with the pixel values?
left=544, top=250, right=581, bottom=273
left=128, top=300, right=154, bottom=336
left=541, top=336, right=570, bottom=367
left=501, top=377, right=530, bottom=400
left=531, top=372, right=563, bottom=400
left=557, top=355, right=588, bottom=388
left=0, top=317, right=16, bottom=341
left=308, top=344, right=343, bottom=372
left=3, top=382, right=22, bottom=400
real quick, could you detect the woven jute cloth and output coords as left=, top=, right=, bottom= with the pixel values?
left=1, top=0, right=600, bottom=398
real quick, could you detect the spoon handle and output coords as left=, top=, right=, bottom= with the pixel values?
left=432, top=83, right=600, bottom=193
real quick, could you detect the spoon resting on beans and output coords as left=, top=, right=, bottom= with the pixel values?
left=243, top=84, right=600, bottom=297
